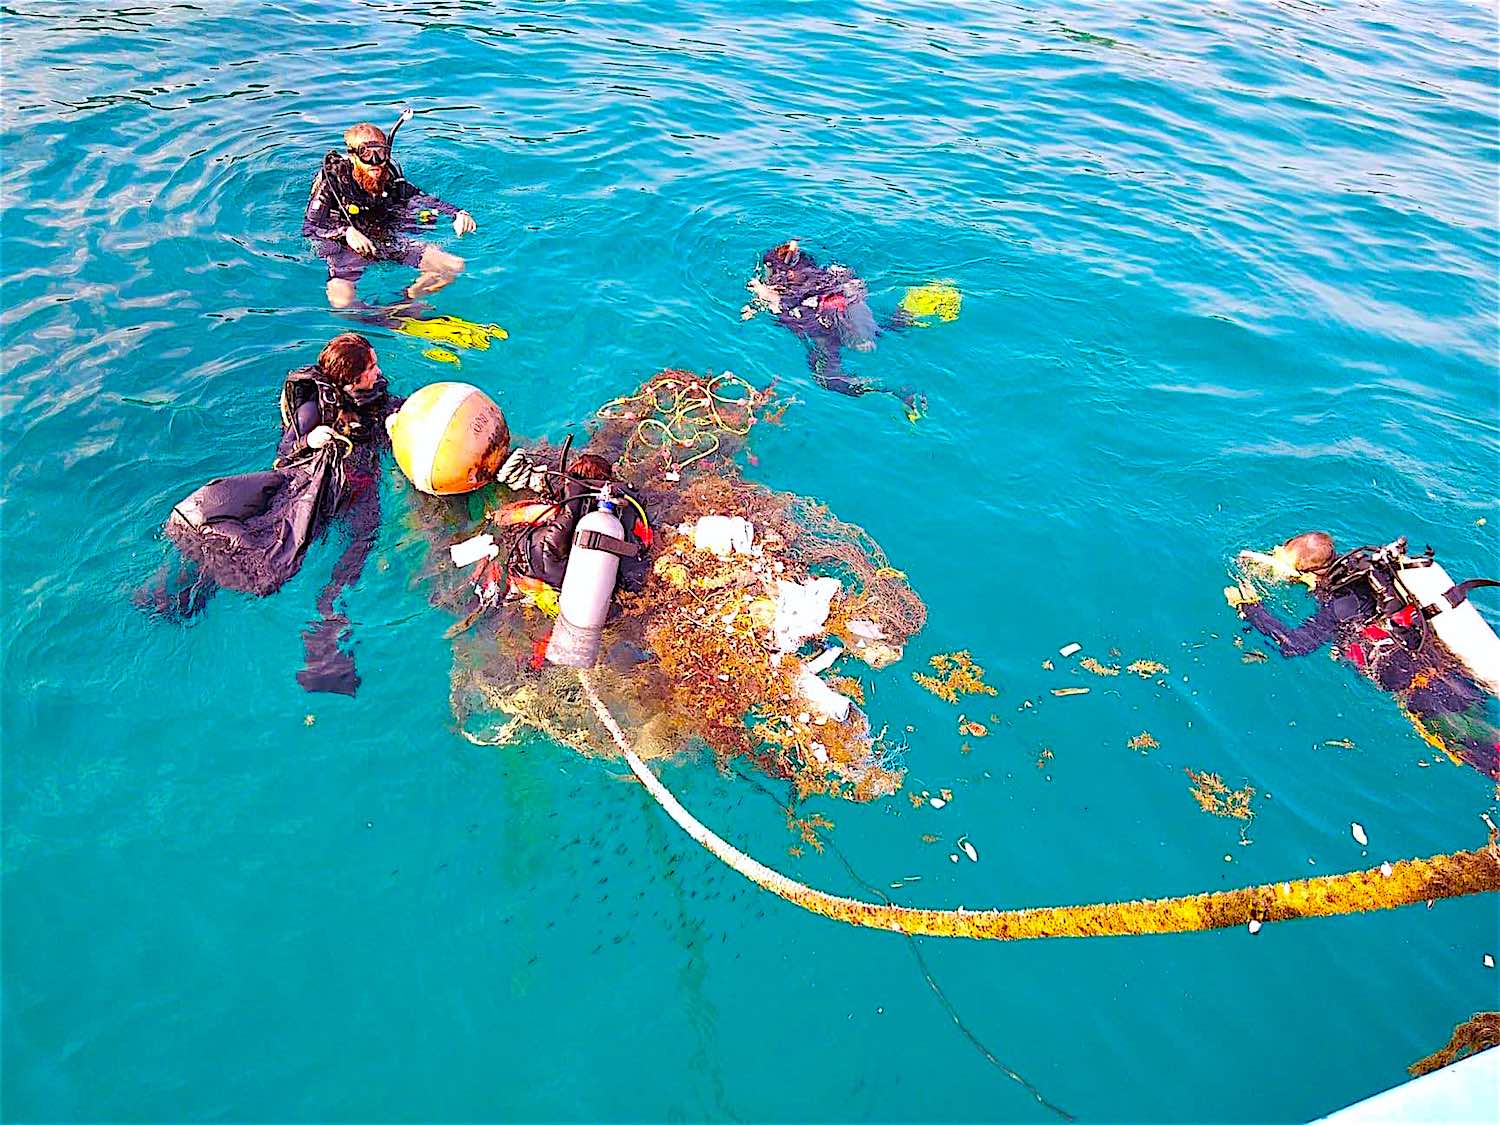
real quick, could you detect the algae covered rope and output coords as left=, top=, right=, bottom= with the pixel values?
left=578, top=670, right=1500, bottom=940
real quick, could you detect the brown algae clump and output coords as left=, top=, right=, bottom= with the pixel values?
left=913, top=650, right=998, bottom=704
left=1186, top=768, right=1256, bottom=826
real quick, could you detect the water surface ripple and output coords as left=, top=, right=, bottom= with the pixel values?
left=2, top=2, right=1497, bottom=1121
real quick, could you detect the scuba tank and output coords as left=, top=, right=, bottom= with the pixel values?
left=546, top=487, right=632, bottom=668
left=1390, top=543, right=1500, bottom=696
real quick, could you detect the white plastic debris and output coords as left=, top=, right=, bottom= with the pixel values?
left=1351, top=822, right=1368, bottom=847
left=929, top=797, right=946, bottom=809
left=958, top=838, right=978, bottom=862
left=804, top=645, right=843, bottom=675
left=450, top=533, right=498, bottom=567
left=949, top=854, right=959, bottom=863
left=1248, top=919, right=1262, bottom=935
left=772, top=576, right=841, bottom=651
left=1484, top=954, right=1495, bottom=969
left=691, top=515, right=754, bottom=557
left=1380, top=862, right=1393, bottom=877
left=1059, top=642, right=1081, bottom=658
left=846, top=619, right=885, bottom=641
left=796, top=666, right=853, bottom=723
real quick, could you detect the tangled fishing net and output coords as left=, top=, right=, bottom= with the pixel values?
left=414, top=369, right=925, bottom=802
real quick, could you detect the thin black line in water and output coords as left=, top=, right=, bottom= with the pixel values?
left=732, top=767, right=1075, bottom=1123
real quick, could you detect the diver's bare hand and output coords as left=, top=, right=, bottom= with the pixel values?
left=345, top=227, right=377, bottom=258
left=453, top=210, right=477, bottom=237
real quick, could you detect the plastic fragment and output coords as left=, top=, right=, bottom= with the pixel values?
left=958, top=838, right=978, bottom=862
left=450, top=533, right=498, bottom=567
left=1051, top=687, right=1089, bottom=697
left=1381, top=862, right=1393, bottom=877
left=949, top=854, right=959, bottom=863
left=930, top=797, right=946, bottom=809
left=1059, top=643, right=1081, bottom=657
left=1485, top=954, right=1495, bottom=968
left=691, top=514, right=754, bottom=556
left=1248, top=919, right=1262, bottom=934
left=1351, top=822, right=1368, bottom=846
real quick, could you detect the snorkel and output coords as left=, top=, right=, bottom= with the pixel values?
left=386, top=107, right=414, bottom=155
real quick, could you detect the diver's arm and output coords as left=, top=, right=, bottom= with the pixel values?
left=396, top=176, right=460, bottom=218
left=1241, top=599, right=1339, bottom=658
left=303, top=171, right=349, bottom=245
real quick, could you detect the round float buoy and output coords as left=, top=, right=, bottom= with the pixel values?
left=386, top=382, right=510, bottom=495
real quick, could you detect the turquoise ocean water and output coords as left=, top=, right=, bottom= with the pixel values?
left=3, top=2, right=1497, bottom=1120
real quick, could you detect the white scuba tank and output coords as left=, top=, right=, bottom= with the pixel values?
left=1394, top=554, right=1500, bottom=697
left=545, top=495, right=625, bottom=668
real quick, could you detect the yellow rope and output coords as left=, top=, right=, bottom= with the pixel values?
left=596, top=372, right=759, bottom=469
left=578, top=670, right=1500, bottom=940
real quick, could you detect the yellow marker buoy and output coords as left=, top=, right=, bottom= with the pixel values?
left=386, top=382, right=510, bottom=495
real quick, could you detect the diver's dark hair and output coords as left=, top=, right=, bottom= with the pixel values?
left=317, top=333, right=375, bottom=389
left=569, top=453, right=614, bottom=481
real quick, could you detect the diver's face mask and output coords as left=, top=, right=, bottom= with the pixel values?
left=349, top=142, right=389, bottom=167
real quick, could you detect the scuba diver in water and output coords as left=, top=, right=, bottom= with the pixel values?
left=742, top=240, right=958, bottom=421
left=303, top=112, right=477, bottom=311
left=488, top=446, right=650, bottom=612
left=140, top=333, right=395, bottom=696
left=1226, top=531, right=1500, bottom=778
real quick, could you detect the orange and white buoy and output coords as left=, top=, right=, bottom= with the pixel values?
left=386, top=382, right=510, bottom=495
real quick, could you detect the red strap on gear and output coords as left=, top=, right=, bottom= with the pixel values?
left=1391, top=605, right=1419, bottom=628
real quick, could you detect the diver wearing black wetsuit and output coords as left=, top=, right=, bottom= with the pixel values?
left=303, top=149, right=460, bottom=282
left=1233, top=533, right=1497, bottom=778
left=143, top=334, right=395, bottom=696
left=303, top=118, right=474, bottom=311
left=747, top=241, right=922, bottom=415
left=508, top=457, right=648, bottom=595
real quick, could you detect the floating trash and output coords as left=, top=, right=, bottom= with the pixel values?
left=1059, top=643, right=1081, bottom=658
left=1352, top=823, right=1369, bottom=847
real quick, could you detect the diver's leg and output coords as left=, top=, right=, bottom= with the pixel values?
left=405, top=243, right=465, bottom=300
left=326, top=279, right=358, bottom=309
left=810, top=338, right=924, bottom=418
left=809, top=337, right=863, bottom=397
left=296, top=480, right=380, bottom=696
left=323, top=246, right=368, bottom=309
left=882, top=306, right=918, bottom=331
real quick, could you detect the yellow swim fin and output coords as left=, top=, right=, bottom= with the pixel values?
left=899, top=281, right=962, bottom=324
left=395, top=314, right=509, bottom=351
